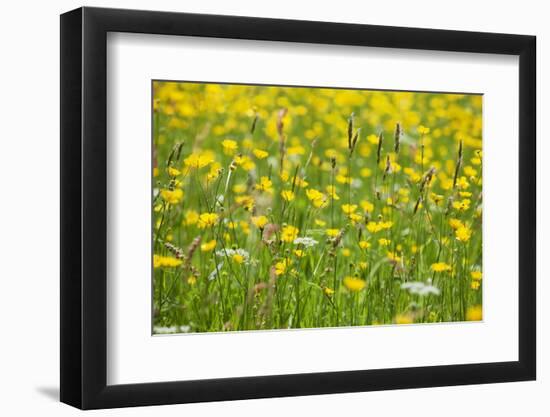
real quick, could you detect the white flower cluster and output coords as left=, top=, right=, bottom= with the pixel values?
left=401, top=281, right=441, bottom=296
left=153, top=325, right=191, bottom=334
left=215, top=248, right=250, bottom=262
left=293, top=237, right=319, bottom=248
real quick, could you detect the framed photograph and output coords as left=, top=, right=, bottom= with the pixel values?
left=60, top=6, right=536, bottom=409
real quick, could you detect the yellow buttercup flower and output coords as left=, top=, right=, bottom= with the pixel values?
left=360, top=167, right=372, bottom=178
left=431, top=262, right=451, bottom=272
left=395, top=313, right=414, bottom=324
left=167, top=166, right=181, bottom=177
left=201, top=239, right=217, bottom=252
left=387, top=251, right=402, bottom=263
left=184, top=152, right=213, bottom=169
left=341, top=204, right=358, bottom=215
left=222, top=139, right=238, bottom=155
left=325, top=185, right=340, bottom=200
left=360, top=200, right=374, bottom=213
left=452, top=198, right=471, bottom=211
left=251, top=215, right=268, bottom=229
left=153, top=254, right=183, bottom=268
left=197, top=212, right=219, bottom=229
left=232, top=183, right=247, bottom=194
left=234, top=154, right=255, bottom=171
left=456, top=225, right=472, bottom=242
left=359, top=240, right=371, bottom=249
left=449, top=218, right=464, bottom=230
left=325, top=228, right=339, bottom=237
left=235, top=195, right=255, bottom=211
left=471, top=271, right=482, bottom=280
left=281, top=189, right=295, bottom=201
left=306, top=188, right=327, bottom=208
left=184, top=210, right=199, bottom=226
left=253, top=148, right=269, bottom=159
left=466, top=305, right=482, bottom=321
left=255, top=176, right=273, bottom=193
left=343, top=276, right=366, bottom=292
left=281, top=225, right=299, bottom=243
left=323, top=287, right=335, bottom=296
left=367, top=134, right=379, bottom=145
left=160, top=188, right=183, bottom=204
left=274, top=258, right=291, bottom=275
left=418, top=125, right=430, bottom=135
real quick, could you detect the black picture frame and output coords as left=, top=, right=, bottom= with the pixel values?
left=60, top=6, right=536, bottom=410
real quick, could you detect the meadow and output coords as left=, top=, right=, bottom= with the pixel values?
left=152, top=81, right=483, bottom=334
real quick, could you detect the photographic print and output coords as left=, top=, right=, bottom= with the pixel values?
left=152, top=81, right=483, bottom=335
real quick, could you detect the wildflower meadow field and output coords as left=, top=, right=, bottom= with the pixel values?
left=152, top=81, right=483, bottom=334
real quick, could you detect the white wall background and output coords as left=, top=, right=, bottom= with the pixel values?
left=0, top=0, right=545, bottom=415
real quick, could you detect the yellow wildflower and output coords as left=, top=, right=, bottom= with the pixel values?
left=167, top=166, right=181, bottom=177
left=235, top=195, right=255, bottom=211
left=325, top=228, right=339, bottom=238
left=281, top=225, right=299, bottom=243
left=341, top=204, right=358, bottom=215
left=387, top=251, right=402, bottom=263
left=343, top=276, right=366, bottom=292
left=395, top=313, right=414, bottom=324
left=325, top=185, right=340, bottom=200
left=184, top=153, right=213, bottom=169
left=466, top=305, right=483, bottom=321
left=431, top=262, right=451, bottom=272
left=378, top=238, right=391, bottom=246
left=197, top=212, right=219, bottom=229
left=452, top=199, right=471, bottom=211
left=324, top=287, right=335, bottom=296
left=359, top=240, right=371, bottom=249
left=306, top=188, right=328, bottom=208
left=281, top=189, right=295, bottom=201
left=471, top=271, right=482, bottom=280
left=418, top=125, right=430, bottom=135
left=200, top=239, right=217, bottom=252
left=456, top=225, right=472, bottom=242
left=153, top=254, right=183, bottom=268
left=234, top=154, right=255, bottom=171
left=255, top=176, right=273, bottom=193
left=367, top=134, right=379, bottom=145
left=221, top=139, right=238, bottom=155
left=360, top=200, right=374, bottom=213
left=251, top=215, right=268, bottom=230
left=449, top=218, right=464, bottom=230
left=360, top=167, right=372, bottom=178
left=253, top=148, right=269, bottom=159
left=160, top=188, right=183, bottom=204
left=233, top=183, right=247, bottom=194
left=274, top=258, right=291, bottom=275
